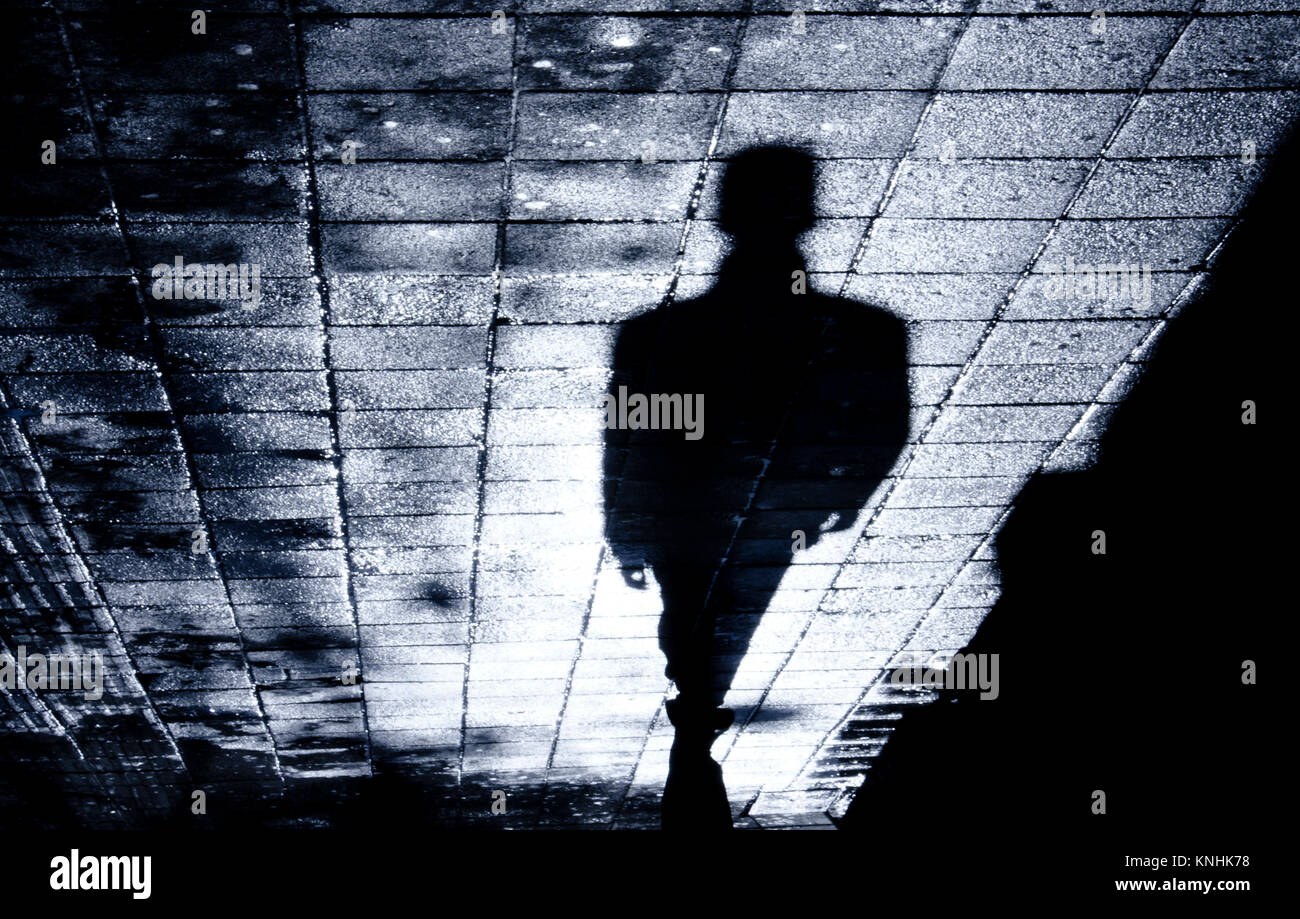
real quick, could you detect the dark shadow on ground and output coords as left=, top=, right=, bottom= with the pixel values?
left=604, top=146, right=910, bottom=828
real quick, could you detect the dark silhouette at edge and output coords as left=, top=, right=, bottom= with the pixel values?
left=837, top=128, right=1286, bottom=869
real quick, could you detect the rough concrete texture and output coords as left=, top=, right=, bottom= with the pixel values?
left=1, top=0, right=1296, bottom=828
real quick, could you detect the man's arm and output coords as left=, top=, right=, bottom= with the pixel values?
left=603, top=310, right=660, bottom=584
left=814, top=305, right=911, bottom=536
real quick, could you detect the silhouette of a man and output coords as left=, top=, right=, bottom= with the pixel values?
left=604, top=148, right=909, bottom=813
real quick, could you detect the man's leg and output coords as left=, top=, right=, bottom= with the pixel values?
left=654, top=548, right=735, bottom=732
left=655, top=558, right=715, bottom=702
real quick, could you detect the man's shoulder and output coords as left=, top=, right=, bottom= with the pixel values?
left=616, top=297, right=711, bottom=341
left=615, top=292, right=905, bottom=339
left=805, top=293, right=908, bottom=370
left=613, top=305, right=663, bottom=343
left=813, top=292, right=905, bottom=334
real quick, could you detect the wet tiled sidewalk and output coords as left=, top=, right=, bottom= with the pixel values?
left=2, top=0, right=1295, bottom=827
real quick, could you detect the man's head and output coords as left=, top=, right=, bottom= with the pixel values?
left=718, top=145, right=816, bottom=244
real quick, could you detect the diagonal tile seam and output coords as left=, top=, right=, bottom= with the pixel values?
left=0, top=560, right=140, bottom=829
left=717, top=1, right=1211, bottom=793
left=287, top=0, right=375, bottom=781
left=709, top=8, right=984, bottom=782
left=599, top=0, right=759, bottom=821
left=0, top=632, right=128, bottom=829
left=916, top=244, right=1229, bottom=627
left=45, top=1, right=288, bottom=789
left=0, top=431, right=119, bottom=767
left=769, top=1, right=1218, bottom=794
left=799, top=227, right=1238, bottom=797
left=0, top=385, right=185, bottom=827
left=458, top=11, right=523, bottom=806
